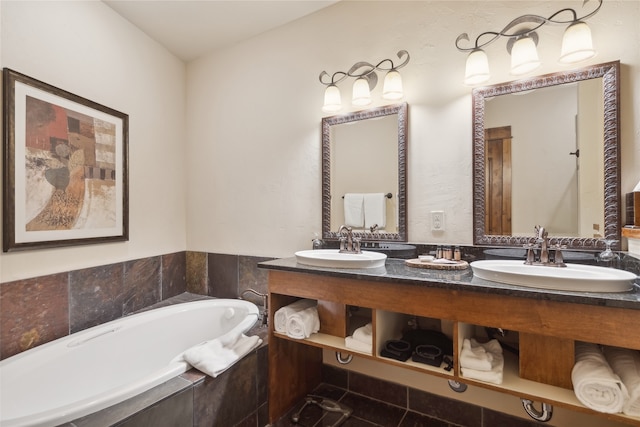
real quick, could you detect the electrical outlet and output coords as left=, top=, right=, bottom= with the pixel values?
left=431, top=211, right=445, bottom=231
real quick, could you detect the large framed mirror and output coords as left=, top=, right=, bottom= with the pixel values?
left=322, top=103, right=407, bottom=242
left=473, top=61, right=620, bottom=250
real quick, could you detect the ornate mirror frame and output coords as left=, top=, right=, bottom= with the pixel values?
left=322, top=103, right=408, bottom=242
left=472, top=61, right=621, bottom=250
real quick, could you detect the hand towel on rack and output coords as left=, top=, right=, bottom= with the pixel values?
left=572, top=342, right=628, bottom=414
left=343, top=193, right=364, bottom=228
left=352, top=323, right=373, bottom=345
left=274, top=299, right=316, bottom=333
left=363, top=193, right=386, bottom=229
left=285, top=306, right=320, bottom=339
left=182, top=332, right=262, bottom=378
left=345, top=336, right=372, bottom=353
left=603, top=346, right=640, bottom=416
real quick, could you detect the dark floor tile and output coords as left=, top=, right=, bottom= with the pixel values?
left=399, top=410, right=449, bottom=427
left=339, top=392, right=406, bottom=427
left=481, top=408, right=541, bottom=427
left=273, top=399, right=325, bottom=427
left=311, top=383, right=348, bottom=402
left=349, top=371, right=407, bottom=408
left=322, top=364, right=349, bottom=389
left=408, top=388, right=481, bottom=427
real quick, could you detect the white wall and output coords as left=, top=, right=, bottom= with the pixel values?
left=0, top=1, right=187, bottom=282
left=186, top=0, right=640, bottom=257
left=1, top=1, right=639, bottom=279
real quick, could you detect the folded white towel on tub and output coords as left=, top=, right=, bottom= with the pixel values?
left=285, top=306, right=320, bottom=339
left=603, top=346, right=640, bottom=416
left=352, top=323, right=373, bottom=345
left=274, top=299, right=316, bottom=333
left=182, top=332, right=262, bottom=378
left=572, top=342, right=628, bottom=414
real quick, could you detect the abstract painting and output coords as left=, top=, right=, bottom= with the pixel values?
left=3, top=68, right=128, bottom=251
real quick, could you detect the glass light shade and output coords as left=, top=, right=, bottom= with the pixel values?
left=352, top=77, right=372, bottom=106
left=510, top=36, right=541, bottom=76
left=322, top=84, right=342, bottom=112
left=560, top=21, right=596, bottom=64
left=382, top=69, right=403, bottom=100
left=464, top=49, right=490, bottom=86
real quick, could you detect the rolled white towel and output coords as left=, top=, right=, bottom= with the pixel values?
left=460, top=338, right=502, bottom=371
left=353, top=323, right=373, bottom=345
left=603, top=346, right=640, bottom=416
left=182, top=332, right=262, bottom=378
left=274, top=299, right=316, bottom=333
left=345, top=336, right=372, bottom=354
left=572, top=342, right=628, bottom=414
left=285, top=306, right=320, bottom=339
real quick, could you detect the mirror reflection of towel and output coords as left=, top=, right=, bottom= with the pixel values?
left=344, top=193, right=364, bottom=227
left=364, top=193, right=386, bottom=228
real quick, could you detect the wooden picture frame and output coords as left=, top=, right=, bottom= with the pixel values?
left=3, top=68, right=129, bottom=251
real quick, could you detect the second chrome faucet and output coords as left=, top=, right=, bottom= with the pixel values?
left=524, top=225, right=566, bottom=267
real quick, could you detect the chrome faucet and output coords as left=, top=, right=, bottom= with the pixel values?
left=240, top=289, right=268, bottom=327
left=536, top=225, right=550, bottom=264
left=523, top=225, right=566, bottom=267
left=338, top=225, right=361, bottom=254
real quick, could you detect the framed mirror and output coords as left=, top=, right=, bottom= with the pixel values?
left=472, top=61, right=620, bottom=250
left=322, top=103, right=407, bottom=242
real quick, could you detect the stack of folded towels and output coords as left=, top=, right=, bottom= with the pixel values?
left=182, top=331, right=262, bottom=378
left=345, top=323, right=372, bottom=353
left=460, top=338, right=504, bottom=385
left=274, top=299, right=320, bottom=339
left=572, top=342, right=640, bottom=415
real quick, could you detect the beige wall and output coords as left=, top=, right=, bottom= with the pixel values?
left=1, top=1, right=640, bottom=275
left=185, top=0, right=640, bottom=257
left=0, top=1, right=187, bottom=282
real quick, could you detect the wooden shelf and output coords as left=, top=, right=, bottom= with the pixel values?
left=267, top=270, right=640, bottom=426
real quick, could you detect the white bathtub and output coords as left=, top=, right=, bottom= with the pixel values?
left=0, top=298, right=259, bottom=427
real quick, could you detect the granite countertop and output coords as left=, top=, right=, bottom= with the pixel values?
left=259, top=257, right=640, bottom=310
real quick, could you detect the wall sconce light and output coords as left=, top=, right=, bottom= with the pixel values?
left=455, top=0, right=602, bottom=85
left=319, top=50, right=410, bottom=112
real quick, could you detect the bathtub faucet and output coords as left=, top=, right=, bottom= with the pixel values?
left=240, top=289, right=268, bottom=327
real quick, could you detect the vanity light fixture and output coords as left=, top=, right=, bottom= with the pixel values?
left=319, top=50, right=410, bottom=112
left=456, top=0, right=602, bottom=85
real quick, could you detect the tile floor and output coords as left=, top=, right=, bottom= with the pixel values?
left=272, top=383, right=454, bottom=427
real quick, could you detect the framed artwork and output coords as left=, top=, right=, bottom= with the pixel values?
left=2, top=68, right=129, bottom=251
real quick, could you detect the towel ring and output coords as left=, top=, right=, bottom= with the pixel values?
left=335, top=351, right=353, bottom=364
left=521, top=399, right=553, bottom=422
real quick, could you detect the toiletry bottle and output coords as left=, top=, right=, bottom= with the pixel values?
left=312, top=233, right=324, bottom=250
left=454, top=246, right=461, bottom=261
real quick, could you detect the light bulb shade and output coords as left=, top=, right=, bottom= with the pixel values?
left=510, top=36, right=541, bottom=76
left=464, top=49, right=490, bottom=86
left=322, top=84, right=342, bottom=112
left=352, top=77, right=372, bottom=106
left=382, top=69, right=404, bottom=100
left=560, top=21, right=596, bottom=64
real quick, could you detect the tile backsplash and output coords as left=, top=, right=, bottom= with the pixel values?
left=0, top=251, right=272, bottom=360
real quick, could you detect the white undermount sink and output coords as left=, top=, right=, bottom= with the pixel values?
left=470, top=260, right=636, bottom=293
left=295, top=249, right=387, bottom=269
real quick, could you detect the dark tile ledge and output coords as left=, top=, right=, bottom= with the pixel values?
left=259, top=257, right=640, bottom=310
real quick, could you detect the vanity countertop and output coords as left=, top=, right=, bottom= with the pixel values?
left=259, top=257, right=640, bottom=310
